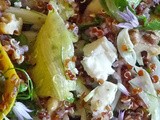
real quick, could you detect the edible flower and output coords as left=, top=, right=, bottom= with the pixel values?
left=154, top=0, right=160, bottom=4
left=12, top=102, right=33, bottom=120
left=118, top=110, right=125, bottom=120
left=117, top=7, right=139, bottom=29
left=117, top=83, right=130, bottom=96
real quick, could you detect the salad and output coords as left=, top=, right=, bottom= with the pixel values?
left=1, top=0, right=160, bottom=120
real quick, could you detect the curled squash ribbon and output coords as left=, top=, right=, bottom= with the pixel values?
left=0, top=42, right=20, bottom=118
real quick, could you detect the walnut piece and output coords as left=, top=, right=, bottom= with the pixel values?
left=0, top=13, right=23, bottom=35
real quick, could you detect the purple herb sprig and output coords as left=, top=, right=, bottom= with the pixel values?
left=117, top=7, right=139, bottom=29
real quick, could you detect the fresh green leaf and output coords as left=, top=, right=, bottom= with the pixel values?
left=114, top=0, right=128, bottom=11
left=101, top=0, right=131, bottom=21
left=126, top=0, right=142, bottom=8
left=138, top=15, right=148, bottom=26
left=143, top=20, right=160, bottom=30
left=154, top=5, right=160, bottom=15
left=18, top=83, right=28, bottom=93
left=100, top=0, right=139, bottom=21
left=105, top=0, right=122, bottom=21
left=99, top=0, right=112, bottom=15
left=66, top=97, right=75, bottom=103
left=15, top=68, right=33, bottom=100
left=12, top=34, right=28, bottom=45
left=79, top=16, right=103, bottom=31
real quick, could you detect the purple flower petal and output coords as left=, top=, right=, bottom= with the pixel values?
left=118, top=110, right=125, bottom=120
left=118, top=83, right=130, bottom=96
left=12, top=102, right=33, bottom=120
left=118, top=11, right=131, bottom=22
left=154, top=0, right=160, bottom=4
left=117, top=7, right=139, bottom=29
left=116, top=23, right=134, bottom=29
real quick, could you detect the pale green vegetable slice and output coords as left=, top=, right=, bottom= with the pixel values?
left=117, top=28, right=136, bottom=66
left=6, top=7, right=46, bottom=25
left=129, top=67, right=160, bottom=120
left=31, top=9, right=77, bottom=101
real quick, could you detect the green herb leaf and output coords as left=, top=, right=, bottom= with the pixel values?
left=154, top=5, right=160, bottom=15
left=66, top=97, right=75, bottom=103
left=114, top=0, right=128, bottom=11
left=12, top=34, right=28, bottom=45
left=138, top=15, right=148, bottom=26
left=79, top=16, right=103, bottom=31
left=18, top=83, right=28, bottom=93
left=126, top=0, right=142, bottom=8
left=143, top=20, right=160, bottom=30
left=16, top=68, right=34, bottom=100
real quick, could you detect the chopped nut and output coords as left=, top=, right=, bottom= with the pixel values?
left=0, top=13, right=23, bottom=35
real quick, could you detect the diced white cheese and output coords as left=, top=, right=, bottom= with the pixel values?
left=0, top=13, right=23, bottom=35
left=81, top=36, right=117, bottom=81
left=84, top=81, right=118, bottom=119
left=14, top=2, right=22, bottom=8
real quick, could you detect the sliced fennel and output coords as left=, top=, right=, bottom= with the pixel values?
left=129, top=67, right=160, bottom=120
left=151, top=57, right=160, bottom=91
left=76, top=77, right=90, bottom=97
left=31, top=9, right=77, bottom=100
left=50, top=0, right=74, bottom=20
left=117, top=28, right=136, bottom=66
left=6, top=7, right=46, bottom=25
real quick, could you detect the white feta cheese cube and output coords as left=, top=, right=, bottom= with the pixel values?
left=81, top=36, right=117, bottom=81
left=84, top=81, right=118, bottom=119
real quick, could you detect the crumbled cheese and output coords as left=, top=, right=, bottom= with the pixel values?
left=0, top=13, right=23, bottom=35
left=91, top=81, right=117, bottom=119
left=81, top=36, right=117, bottom=81
left=14, top=1, right=22, bottom=8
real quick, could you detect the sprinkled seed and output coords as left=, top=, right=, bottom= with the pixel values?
left=152, top=75, right=159, bottom=83
left=98, top=79, right=104, bottom=85
left=124, top=71, right=131, bottom=79
left=132, top=87, right=142, bottom=95
left=11, top=87, right=17, bottom=98
left=138, top=70, right=144, bottom=76
left=72, top=56, right=77, bottom=62
left=64, top=59, right=70, bottom=67
left=89, top=13, right=96, bottom=18
left=97, top=30, right=103, bottom=37
left=92, top=27, right=98, bottom=33
left=126, top=64, right=133, bottom=70
left=121, top=44, right=128, bottom=51
left=149, top=63, right=156, bottom=72
left=105, top=105, right=112, bottom=111
left=65, top=70, right=76, bottom=80
left=68, top=24, right=75, bottom=30
left=47, top=4, right=53, bottom=11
